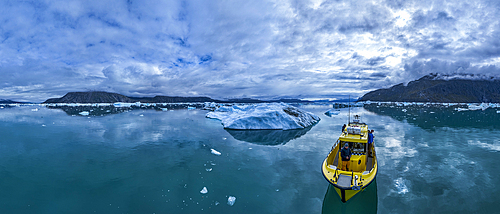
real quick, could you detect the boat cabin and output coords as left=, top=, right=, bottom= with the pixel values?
left=330, top=120, right=375, bottom=173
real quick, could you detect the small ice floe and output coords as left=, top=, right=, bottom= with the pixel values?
left=139, top=114, right=144, bottom=117
left=79, top=111, right=90, bottom=116
left=206, top=168, right=213, bottom=172
left=161, top=108, right=168, bottom=111
left=497, top=110, right=500, bottom=114
left=227, top=196, right=236, bottom=206
left=200, top=187, right=208, bottom=194
left=402, top=109, right=407, bottom=112
left=211, top=149, right=221, bottom=156
left=31, top=108, right=38, bottom=112
left=215, top=201, right=220, bottom=206
left=113, top=102, right=133, bottom=108
left=324, top=109, right=340, bottom=117
left=188, top=106, right=196, bottom=110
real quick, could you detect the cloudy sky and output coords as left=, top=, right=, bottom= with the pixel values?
left=1, top=0, right=500, bottom=102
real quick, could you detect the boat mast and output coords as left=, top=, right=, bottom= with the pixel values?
left=348, top=95, right=350, bottom=125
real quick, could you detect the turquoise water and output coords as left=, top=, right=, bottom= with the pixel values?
left=0, top=104, right=498, bottom=213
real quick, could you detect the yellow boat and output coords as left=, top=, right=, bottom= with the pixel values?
left=321, top=115, right=378, bottom=202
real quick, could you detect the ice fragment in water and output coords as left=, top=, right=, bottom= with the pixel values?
left=211, top=149, right=221, bottom=156
left=200, top=187, right=208, bottom=194
left=206, top=168, right=212, bottom=172
left=227, top=196, right=236, bottom=206
left=79, top=111, right=90, bottom=116
left=215, top=201, right=220, bottom=206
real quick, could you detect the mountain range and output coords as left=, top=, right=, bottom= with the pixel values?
left=359, top=73, right=500, bottom=103
left=42, top=91, right=309, bottom=104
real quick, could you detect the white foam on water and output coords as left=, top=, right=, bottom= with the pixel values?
left=468, top=140, right=500, bottom=152
left=394, top=177, right=409, bottom=194
left=211, top=149, right=221, bottom=156
left=227, top=196, right=236, bottom=206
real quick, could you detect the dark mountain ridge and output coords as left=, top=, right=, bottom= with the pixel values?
left=359, top=74, right=500, bottom=103
left=0, top=99, right=30, bottom=104
left=43, top=91, right=311, bottom=104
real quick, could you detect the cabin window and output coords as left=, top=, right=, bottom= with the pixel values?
left=340, top=141, right=365, bottom=154
left=351, top=142, right=365, bottom=153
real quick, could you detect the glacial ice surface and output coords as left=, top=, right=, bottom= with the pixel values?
left=206, top=103, right=320, bottom=130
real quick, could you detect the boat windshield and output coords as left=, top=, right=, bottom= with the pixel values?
left=342, top=141, right=366, bottom=153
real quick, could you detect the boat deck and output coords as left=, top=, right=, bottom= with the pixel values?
left=331, top=152, right=374, bottom=172
left=337, top=174, right=352, bottom=187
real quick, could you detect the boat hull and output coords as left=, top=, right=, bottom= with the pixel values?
left=321, top=155, right=377, bottom=202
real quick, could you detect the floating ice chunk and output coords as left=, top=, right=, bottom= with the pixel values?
left=161, top=108, right=168, bottom=111
left=79, top=111, right=90, bottom=116
left=497, top=110, right=500, bottom=114
left=324, top=109, right=340, bottom=116
left=113, top=102, right=133, bottom=108
left=211, top=149, right=221, bottom=156
left=188, top=106, right=196, bottom=110
left=31, top=108, right=38, bottom=112
left=215, top=201, right=220, bottom=206
left=200, top=187, right=208, bottom=194
left=402, top=109, right=407, bottom=112
left=227, top=196, right=236, bottom=206
left=139, top=114, right=144, bottom=117
left=206, top=103, right=320, bottom=130
left=206, top=168, right=212, bottom=172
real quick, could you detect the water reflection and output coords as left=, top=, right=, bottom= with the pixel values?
left=322, top=179, right=378, bottom=214
left=363, top=104, right=500, bottom=130
left=47, top=104, right=204, bottom=116
left=225, top=126, right=313, bottom=145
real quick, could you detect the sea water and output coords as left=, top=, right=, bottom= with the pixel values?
left=0, top=104, right=498, bottom=213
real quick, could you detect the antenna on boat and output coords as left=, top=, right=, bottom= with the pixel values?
left=348, top=95, right=351, bottom=125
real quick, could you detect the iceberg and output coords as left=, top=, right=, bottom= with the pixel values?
left=227, top=196, right=236, bottom=206
left=206, top=103, right=320, bottom=130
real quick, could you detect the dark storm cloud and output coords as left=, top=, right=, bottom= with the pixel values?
left=1, top=0, right=499, bottom=101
